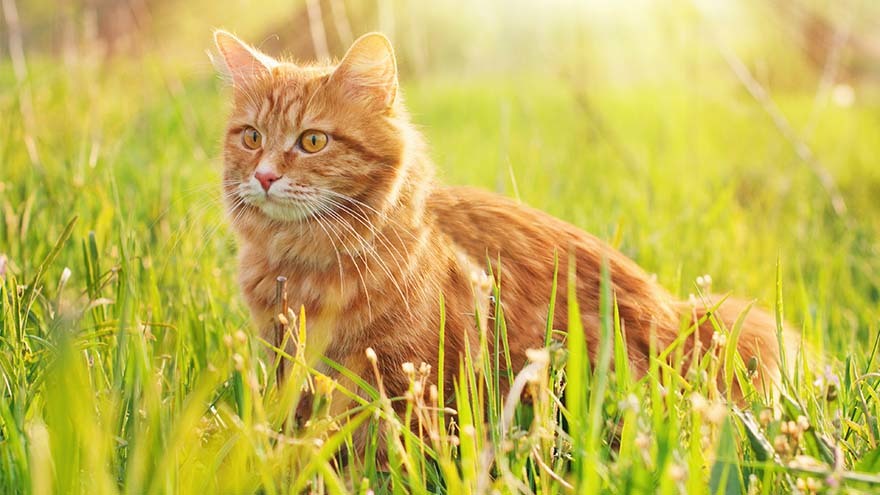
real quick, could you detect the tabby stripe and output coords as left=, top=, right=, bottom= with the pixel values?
left=267, top=90, right=277, bottom=113
left=332, top=133, right=396, bottom=165
left=281, top=96, right=299, bottom=120
left=257, top=94, right=273, bottom=124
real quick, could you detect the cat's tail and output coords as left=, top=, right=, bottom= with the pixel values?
left=675, top=295, right=802, bottom=398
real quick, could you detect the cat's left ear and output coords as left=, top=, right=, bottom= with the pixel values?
left=213, top=30, right=277, bottom=88
left=331, top=33, right=398, bottom=112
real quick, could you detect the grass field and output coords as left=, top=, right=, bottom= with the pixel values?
left=2, top=5, right=880, bottom=493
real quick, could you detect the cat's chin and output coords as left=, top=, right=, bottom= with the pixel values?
left=255, top=200, right=315, bottom=222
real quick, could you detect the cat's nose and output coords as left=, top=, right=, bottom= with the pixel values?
left=254, top=170, right=281, bottom=192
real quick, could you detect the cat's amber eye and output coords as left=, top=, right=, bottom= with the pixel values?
left=299, top=130, right=328, bottom=153
left=242, top=127, right=262, bottom=150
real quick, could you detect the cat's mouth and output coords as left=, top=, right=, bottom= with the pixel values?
left=233, top=180, right=324, bottom=223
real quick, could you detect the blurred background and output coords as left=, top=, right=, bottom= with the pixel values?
left=2, top=0, right=879, bottom=351
left=8, top=0, right=880, bottom=81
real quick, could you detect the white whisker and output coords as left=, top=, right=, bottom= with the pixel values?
left=320, top=196, right=412, bottom=295
left=313, top=198, right=410, bottom=312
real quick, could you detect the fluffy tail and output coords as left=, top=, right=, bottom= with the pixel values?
left=676, top=295, right=800, bottom=399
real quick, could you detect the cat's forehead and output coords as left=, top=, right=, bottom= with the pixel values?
left=250, top=63, right=332, bottom=100
left=273, top=62, right=335, bottom=85
left=233, top=63, right=335, bottom=122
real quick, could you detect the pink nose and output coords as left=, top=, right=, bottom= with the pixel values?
left=254, top=170, right=280, bottom=192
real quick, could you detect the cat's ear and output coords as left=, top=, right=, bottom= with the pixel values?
left=331, top=32, right=398, bottom=111
left=213, top=30, right=277, bottom=88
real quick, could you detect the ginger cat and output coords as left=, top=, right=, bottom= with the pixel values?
left=213, top=31, right=788, bottom=424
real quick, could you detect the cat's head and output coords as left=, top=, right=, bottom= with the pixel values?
left=214, top=31, right=409, bottom=229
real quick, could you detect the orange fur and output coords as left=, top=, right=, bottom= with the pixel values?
left=214, top=31, right=789, bottom=428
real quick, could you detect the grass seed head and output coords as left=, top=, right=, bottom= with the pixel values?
left=668, top=463, right=687, bottom=483
left=401, top=362, right=415, bottom=376
left=634, top=432, right=651, bottom=450
left=59, top=267, right=72, bottom=286
left=418, top=362, right=431, bottom=377
left=704, top=402, right=726, bottom=425
left=759, top=408, right=773, bottom=426
left=747, top=474, right=760, bottom=495
left=796, top=415, right=810, bottom=431
left=232, top=353, right=245, bottom=371
left=773, top=434, right=793, bottom=456
left=525, top=347, right=550, bottom=367
left=696, top=274, right=713, bottom=292
left=618, top=393, right=640, bottom=413
left=365, top=347, right=377, bottom=363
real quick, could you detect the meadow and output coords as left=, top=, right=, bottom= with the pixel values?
left=2, top=1, right=880, bottom=493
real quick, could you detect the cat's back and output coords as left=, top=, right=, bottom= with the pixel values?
left=427, top=185, right=677, bottom=362
left=427, top=185, right=603, bottom=264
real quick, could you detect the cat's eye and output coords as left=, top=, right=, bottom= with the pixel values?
left=299, top=130, right=328, bottom=153
left=242, top=127, right=262, bottom=150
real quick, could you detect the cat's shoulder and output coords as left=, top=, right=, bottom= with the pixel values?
left=426, top=185, right=565, bottom=229
left=426, top=185, right=519, bottom=213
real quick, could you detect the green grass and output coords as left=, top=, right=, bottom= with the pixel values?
left=1, top=51, right=880, bottom=494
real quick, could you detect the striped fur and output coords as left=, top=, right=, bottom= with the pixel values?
left=214, top=31, right=790, bottom=436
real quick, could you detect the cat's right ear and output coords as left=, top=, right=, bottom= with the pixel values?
left=212, top=30, right=276, bottom=88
